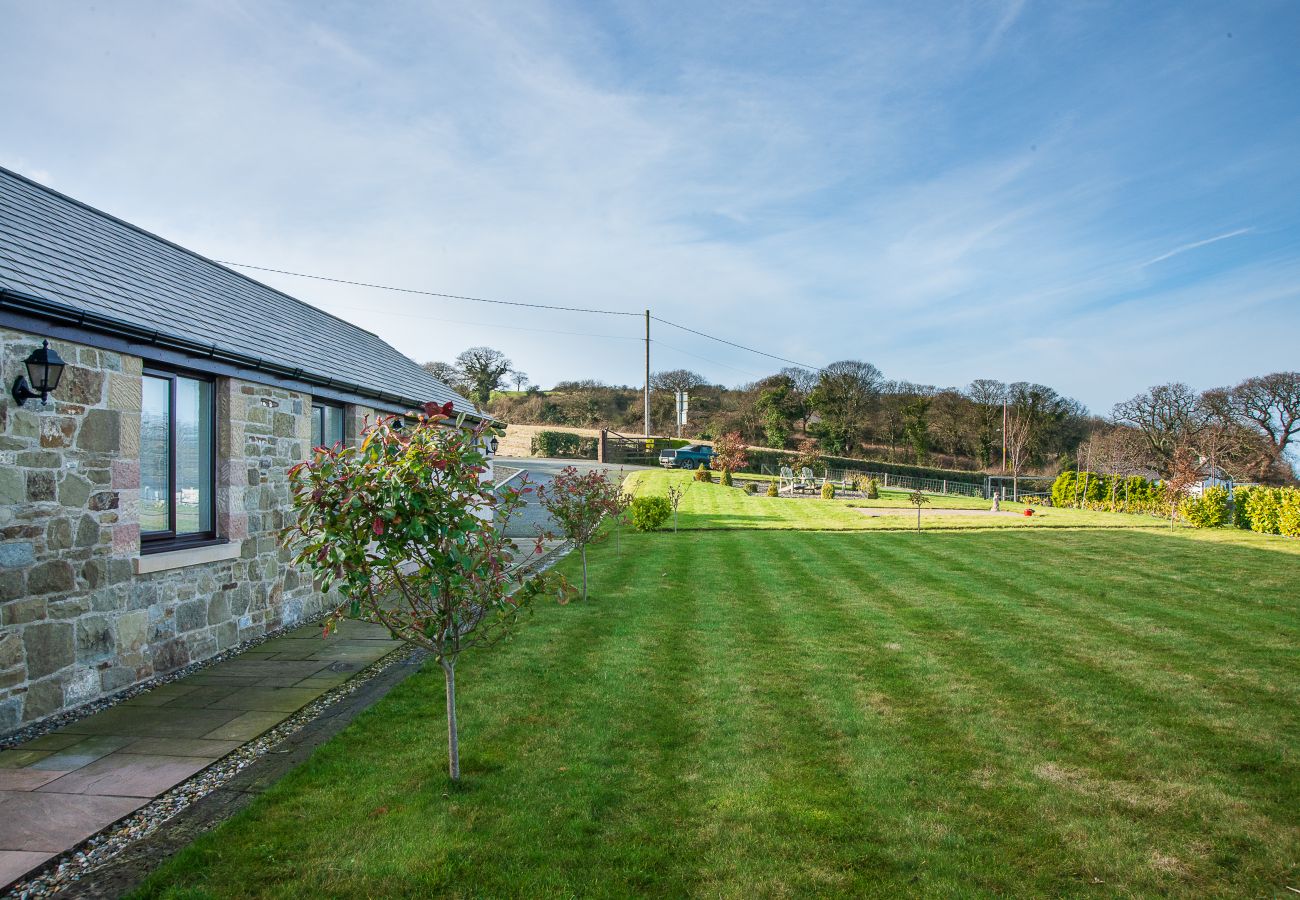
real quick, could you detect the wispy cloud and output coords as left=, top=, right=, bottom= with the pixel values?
left=3, top=1, right=1297, bottom=412
left=1141, top=228, right=1253, bottom=267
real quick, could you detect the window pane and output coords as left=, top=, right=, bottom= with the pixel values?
left=140, top=375, right=170, bottom=533
left=175, top=376, right=213, bottom=534
left=312, top=404, right=344, bottom=448
left=324, top=405, right=344, bottom=446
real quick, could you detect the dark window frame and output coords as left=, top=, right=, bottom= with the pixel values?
left=311, top=400, right=346, bottom=449
left=141, top=365, right=221, bottom=554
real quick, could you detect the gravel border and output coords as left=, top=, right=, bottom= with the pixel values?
left=4, top=541, right=573, bottom=899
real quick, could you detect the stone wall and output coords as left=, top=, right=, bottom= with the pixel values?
left=0, top=328, right=333, bottom=732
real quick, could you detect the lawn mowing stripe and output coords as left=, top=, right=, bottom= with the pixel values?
left=488, top=537, right=705, bottom=895
left=856, top=534, right=1298, bottom=841
left=892, top=531, right=1300, bottom=717
left=734, top=529, right=1093, bottom=896
left=894, top=531, right=1300, bottom=727
left=1017, top=528, right=1300, bottom=626
left=803, top=533, right=1296, bottom=893
left=672, top=531, right=900, bottom=896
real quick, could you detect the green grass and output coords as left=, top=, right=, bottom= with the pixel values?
left=630, top=469, right=1173, bottom=531
left=136, top=476, right=1300, bottom=898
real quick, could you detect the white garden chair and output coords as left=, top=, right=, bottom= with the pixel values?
left=798, top=467, right=820, bottom=492
left=778, top=466, right=796, bottom=493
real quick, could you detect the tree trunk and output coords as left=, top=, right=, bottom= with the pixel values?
left=580, top=544, right=588, bottom=601
left=442, top=658, right=460, bottom=780
left=916, top=507, right=921, bottom=531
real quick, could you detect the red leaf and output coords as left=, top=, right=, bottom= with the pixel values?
left=372, top=517, right=385, bottom=536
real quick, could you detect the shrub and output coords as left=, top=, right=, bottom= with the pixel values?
left=694, top=463, right=712, bottom=483
left=744, top=481, right=757, bottom=494
left=1232, top=486, right=1255, bottom=529
left=1051, top=471, right=1076, bottom=508
left=630, top=496, right=672, bottom=531
left=866, top=478, right=880, bottom=500
left=721, top=469, right=733, bottom=487
left=1280, top=488, right=1300, bottom=538
left=1242, top=487, right=1283, bottom=534
left=711, top=431, right=749, bottom=474
left=530, top=431, right=597, bottom=459
left=821, top=481, right=835, bottom=500
left=766, top=482, right=779, bottom=497
left=1179, top=486, right=1230, bottom=528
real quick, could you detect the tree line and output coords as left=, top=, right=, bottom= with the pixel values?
left=424, top=349, right=1298, bottom=482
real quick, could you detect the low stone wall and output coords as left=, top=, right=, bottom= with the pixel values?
left=0, top=329, right=345, bottom=732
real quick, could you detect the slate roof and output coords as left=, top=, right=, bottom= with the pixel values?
left=0, top=166, right=474, bottom=415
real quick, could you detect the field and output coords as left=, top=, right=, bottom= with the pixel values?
left=137, top=473, right=1300, bottom=897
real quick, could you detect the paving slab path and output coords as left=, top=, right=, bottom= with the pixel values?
left=0, top=619, right=401, bottom=890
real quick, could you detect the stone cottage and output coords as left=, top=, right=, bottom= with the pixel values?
left=0, top=166, right=477, bottom=732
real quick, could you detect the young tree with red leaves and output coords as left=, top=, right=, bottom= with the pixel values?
left=282, top=402, right=571, bottom=780
left=711, top=431, right=749, bottom=474
left=537, top=466, right=628, bottom=601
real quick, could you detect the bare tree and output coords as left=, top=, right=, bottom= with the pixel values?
left=422, top=360, right=464, bottom=390
left=1227, top=372, right=1300, bottom=476
left=650, top=369, right=707, bottom=393
left=510, top=370, right=529, bottom=392
left=1112, top=383, right=1211, bottom=477
left=1164, top=447, right=1201, bottom=528
left=456, top=346, right=514, bottom=404
left=1004, top=405, right=1034, bottom=501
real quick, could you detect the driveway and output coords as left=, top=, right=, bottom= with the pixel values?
left=493, top=457, right=651, bottom=538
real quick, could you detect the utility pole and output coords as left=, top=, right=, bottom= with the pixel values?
left=644, top=309, right=651, bottom=438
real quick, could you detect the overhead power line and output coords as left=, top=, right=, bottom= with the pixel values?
left=651, top=315, right=823, bottom=372
left=216, top=259, right=823, bottom=372
left=215, top=260, right=640, bottom=317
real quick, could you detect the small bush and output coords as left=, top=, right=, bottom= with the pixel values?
left=1280, top=488, right=1300, bottom=538
left=1243, top=487, right=1283, bottom=534
left=766, top=482, right=778, bottom=497
left=821, top=481, right=836, bottom=500
left=630, top=496, right=671, bottom=531
left=744, top=482, right=757, bottom=494
left=694, top=464, right=712, bottom=483
left=866, top=478, right=880, bottom=500
left=1179, top=486, right=1230, bottom=528
left=721, top=470, right=733, bottom=487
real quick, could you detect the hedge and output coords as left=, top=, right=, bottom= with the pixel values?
left=530, top=431, right=598, bottom=459
left=1234, top=486, right=1300, bottom=537
left=743, top=448, right=986, bottom=486
left=1050, top=471, right=1165, bottom=513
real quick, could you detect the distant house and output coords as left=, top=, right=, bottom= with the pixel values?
left=1186, top=459, right=1233, bottom=498
left=0, top=166, right=477, bottom=730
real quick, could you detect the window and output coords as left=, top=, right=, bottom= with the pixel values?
left=311, top=402, right=344, bottom=448
left=141, top=368, right=216, bottom=550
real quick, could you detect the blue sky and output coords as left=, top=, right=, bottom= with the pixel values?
left=4, top=0, right=1298, bottom=412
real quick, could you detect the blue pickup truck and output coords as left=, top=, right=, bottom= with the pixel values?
left=658, top=443, right=714, bottom=468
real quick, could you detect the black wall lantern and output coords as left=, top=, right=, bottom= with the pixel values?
left=489, top=436, right=499, bottom=456
left=11, top=340, right=67, bottom=406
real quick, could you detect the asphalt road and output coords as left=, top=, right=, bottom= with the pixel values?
left=494, top=457, right=654, bottom=538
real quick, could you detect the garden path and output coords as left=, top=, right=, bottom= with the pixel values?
left=0, top=619, right=400, bottom=890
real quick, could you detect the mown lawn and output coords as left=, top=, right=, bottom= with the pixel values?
left=137, top=477, right=1300, bottom=898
